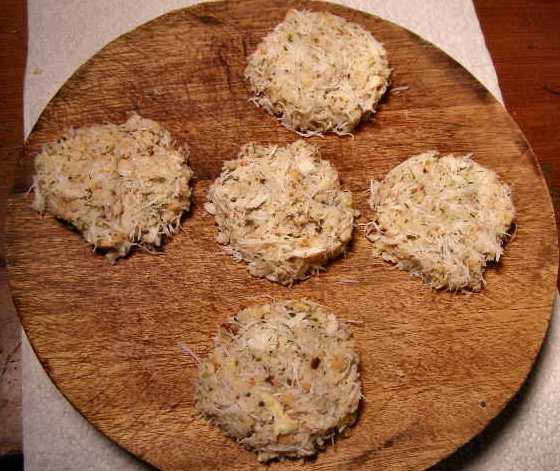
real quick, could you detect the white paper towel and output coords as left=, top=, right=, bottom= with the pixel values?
left=23, top=1, right=559, bottom=470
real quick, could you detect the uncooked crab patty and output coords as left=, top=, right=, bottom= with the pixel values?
left=244, top=9, right=390, bottom=136
left=366, top=151, right=515, bottom=291
left=33, top=114, right=193, bottom=262
left=205, top=140, right=357, bottom=285
left=195, top=299, right=362, bottom=462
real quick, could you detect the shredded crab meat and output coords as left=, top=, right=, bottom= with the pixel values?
left=366, top=151, right=515, bottom=291
left=195, top=300, right=362, bottom=462
left=244, top=10, right=390, bottom=136
left=206, top=140, right=358, bottom=285
left=32, top=114, right=193, bottom=262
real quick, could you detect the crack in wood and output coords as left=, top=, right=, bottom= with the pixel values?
left=0, top=341, right=21, bottom=380
left=543, top=86, right=560, bottom=97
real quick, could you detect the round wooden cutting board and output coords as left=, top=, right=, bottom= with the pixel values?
left=5, top=1, right=558, bottom=470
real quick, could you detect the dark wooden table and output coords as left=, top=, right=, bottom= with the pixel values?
left=0, top=0, right=25, bottom=463
left=0, top=0, right=558, bottom=464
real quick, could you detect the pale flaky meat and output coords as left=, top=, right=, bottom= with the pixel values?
left=195, top=299, right=362, bottom=462
left=205, top=140, right=357, bottom=284
left=245, top=10, right=390, bottom=136
left=366, top=151, right=515, bottom=291
left=33, top=114, right=193, bottom=262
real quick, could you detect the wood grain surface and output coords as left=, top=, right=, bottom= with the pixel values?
left=4, top=1, right=558, bottom=470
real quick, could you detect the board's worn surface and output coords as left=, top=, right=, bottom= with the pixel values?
left=4, top=1, right=558, bottom=470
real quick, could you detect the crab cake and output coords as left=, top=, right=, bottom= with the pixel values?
left=195, top=299, right=362, bottom=462
left=244, top=9, right=390, bottom=136
left=33, top=114, right=193, bottom=262
left=366, top=151, right=515, bottom=291
left=205, top=140, right=357, bottom=285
